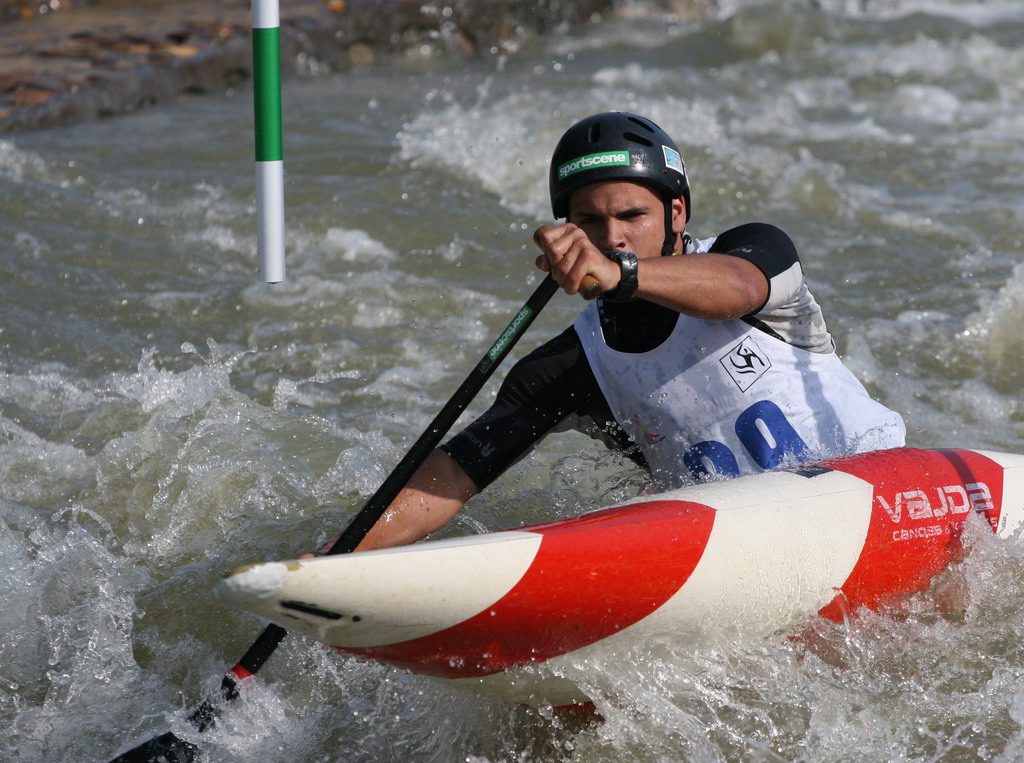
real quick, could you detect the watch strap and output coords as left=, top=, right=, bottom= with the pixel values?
left=602, top=251, right=639, bottom=302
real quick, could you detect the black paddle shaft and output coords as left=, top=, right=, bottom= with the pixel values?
left=109, top=275, right=560, bottom=763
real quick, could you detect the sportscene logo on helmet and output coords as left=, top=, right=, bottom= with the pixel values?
left=557, top=151, right=631, bottom=180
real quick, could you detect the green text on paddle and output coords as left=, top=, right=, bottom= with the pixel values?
left=488, top=306, right=534, bottom=362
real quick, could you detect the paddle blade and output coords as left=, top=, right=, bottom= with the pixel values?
left=109, top=731, right=197, bottom=762
left=108, top=672, right=231, bottom=761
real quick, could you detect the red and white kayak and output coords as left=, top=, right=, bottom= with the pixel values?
left=215, top=447, right=1024, bottom=706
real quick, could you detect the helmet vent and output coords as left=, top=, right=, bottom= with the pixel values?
left=588, top=122, right=601, bottom=143
left=627, top=116, right=656, bottom=133
left=623, top=131, right=653, bottom=148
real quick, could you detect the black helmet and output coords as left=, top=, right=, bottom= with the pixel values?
left=549, top=112, right=690, bottom=223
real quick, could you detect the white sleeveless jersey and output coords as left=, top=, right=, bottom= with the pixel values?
left=573, top=246, right=906, bottom=487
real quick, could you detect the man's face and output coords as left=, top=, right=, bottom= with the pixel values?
left=568, top=180, right=686, bottom=259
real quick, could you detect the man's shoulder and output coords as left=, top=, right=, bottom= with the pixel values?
left=709, top=222, right=796, bottom=256
left=717, top=221, right=789, bottom=237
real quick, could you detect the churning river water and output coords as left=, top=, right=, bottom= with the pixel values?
left=4, top=0, right=1024, bottom=760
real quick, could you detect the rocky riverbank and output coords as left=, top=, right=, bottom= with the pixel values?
left=0, top=0, right=664, bottom=134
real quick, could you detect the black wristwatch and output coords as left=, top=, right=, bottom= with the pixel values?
left=601, top=250, right=639, bottom=302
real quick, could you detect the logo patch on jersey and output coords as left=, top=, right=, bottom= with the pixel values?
left=719, top=336, right=771, bottom=392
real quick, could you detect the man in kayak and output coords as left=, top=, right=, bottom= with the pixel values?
left=333, top=111, right=906, bottom=552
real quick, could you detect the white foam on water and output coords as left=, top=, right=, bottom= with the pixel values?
left=0, top=502, right=153, bottom=762
left=961, top=262, right=1024, bottom=396
left=0, top=140, right=51, bottom=184
left=826, top=0, right=1024, bottom=25
left=395, top=95, right=558, bottom=218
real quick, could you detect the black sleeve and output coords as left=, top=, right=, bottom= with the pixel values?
left=441, top=325, right=635, bottom=490
left=708, top=222, right=799, bottom=280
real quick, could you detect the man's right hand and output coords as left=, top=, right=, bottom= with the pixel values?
left=533, top=224, right=617, bottom=299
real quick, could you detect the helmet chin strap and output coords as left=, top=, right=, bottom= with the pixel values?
left=661, top=198, right=677, bottom=256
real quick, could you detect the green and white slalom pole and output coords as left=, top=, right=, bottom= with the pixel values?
left=252, top=0, right=285, bottom=283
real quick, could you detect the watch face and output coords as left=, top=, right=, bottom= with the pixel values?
left=602, top=251, right=635, bottom=263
